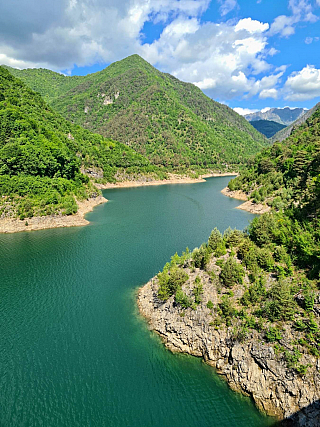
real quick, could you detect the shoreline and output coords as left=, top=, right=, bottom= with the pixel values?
left=137, top=277, right=320, bottom=425
left=95, top=172, right=238, bottom=189
left=0, top=195, right=107, bottom=234
left=0, top=173, right=237, bottom=234
left=221, top=187, right=271, bottom=214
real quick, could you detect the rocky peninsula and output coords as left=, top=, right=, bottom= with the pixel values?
left=0, top=195, right=107, bottom=233
left=138, top=232, right=320, bottom=426
left=221, top=187, right=271, bottom=214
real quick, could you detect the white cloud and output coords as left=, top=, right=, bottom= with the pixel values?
left=261, top=107, right=272, bottom=112
left=0, top=0, right=318, bottom=103
left=233, top=107, right=258, bottom=115
left=0, top=0, right=210, bottom=70
left=235, top=17, right=269, bottom=33
left=142, top=17, right=274, bottom=99
left=285, top=65, right=320, bottom=100
left=305, top=36, right=319, bottom=44
left=259, top=88, right=278, bottom=99
left=218, top=0, right=238, bottom=16
left=269, top=0, right=318, bottom=37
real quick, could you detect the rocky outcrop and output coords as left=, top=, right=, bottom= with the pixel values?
left=138, top=273, right=320, bottom=426
left=221, top=187, right=271, bottom=214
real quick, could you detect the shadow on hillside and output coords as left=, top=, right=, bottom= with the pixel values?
left=269, top=400, right=320, bottom=426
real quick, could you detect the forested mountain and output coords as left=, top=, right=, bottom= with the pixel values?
left=0, top=66, right=154, bottom=219
left=250, top=120, right=286, bottom=138
left=228, top=102, right=320, bottom=276
left=141, top=104, right=320, bottom=422
left=5, top=55, right=267, bottom=169
left=271, top=102, right=320, bottom=143
left=245, top=107, right=306, bottom=126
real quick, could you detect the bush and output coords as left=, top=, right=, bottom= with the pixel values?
left=223, top=227, right=244, bottom=248
left=218, top=295, right=236, bottom=320
left=208, top=228, right=223, bottom=252
left=256, top=247, right=274, bottom=271
left=265, top=326, right=283, bottom=342
left=220, top=258, right=245, bottom=288
left=157, top=267, right=189, bottom=301
left=175, top=288, right=192, bottom=308
left=193, top=277, right=203, bottom=304
left=192, top=244, right=210, bottom=269
left=263, top=280, right=295, bottom=321
left=207, top=300, right=214, bottom=310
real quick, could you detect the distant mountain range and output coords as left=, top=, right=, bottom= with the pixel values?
left=245, top=107, right=307, bottom=126
left=4, top=55, right=266, bottom=169
left=271, top=102, right=320, bottom=143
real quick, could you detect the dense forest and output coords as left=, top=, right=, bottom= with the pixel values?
left=155, top=104, right=320, bottom=375
left=0, top=66, right=159, bottom=219
left=5, top=55, right=267, bottom=170
left=250, top=120, right=286, bottom=139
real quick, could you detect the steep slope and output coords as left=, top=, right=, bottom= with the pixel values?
left=6, top=55, right=267, bottom=169
left=0, top=66, right=152, bottom=221
left=228, top=102, right=320, bottom=272
left=271, top=102, right=320, bottom=143
left=245, top=107, right=306, bottom=126
left=250, top=120, right=286, bottom=138
left=139, top=100, right=320, bottom=425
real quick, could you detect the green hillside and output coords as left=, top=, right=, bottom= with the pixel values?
left=0, top=66, right=154, bottom=219
left=250, top=120, right=286, bottom=138
left=5, top=55, right=267, bottom=170
left=151, top=104, right=320, bottom=389
left=228, top=103, right=320, bottom=276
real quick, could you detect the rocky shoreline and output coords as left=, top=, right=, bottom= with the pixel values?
left=221, top=187, right=271, bottom=214
left=95, top=173, right=237, bottom=190
left=0, top=195, right=107, bottom=233
left=138, top=270, right=320, bottom=426
left=0, top=174, right=238, bottom=234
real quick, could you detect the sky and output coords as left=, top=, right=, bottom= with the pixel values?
left=1, top=0, right=320, bottom=114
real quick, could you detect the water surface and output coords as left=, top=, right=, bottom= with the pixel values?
left=0, top=177, right=275, bottom=426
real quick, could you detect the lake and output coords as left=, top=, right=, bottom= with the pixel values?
left=0, top=177, right=275, bottom=426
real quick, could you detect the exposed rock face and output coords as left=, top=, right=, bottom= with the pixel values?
left=138, top=275, right=320, bottom=426
left=245, top=107, right=307, bottom=126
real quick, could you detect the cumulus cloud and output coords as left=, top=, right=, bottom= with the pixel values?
left=1, top=0, right=319, bottom=103
left=285, top=65, right=320, bottom=100
left=233, top=107, right=258, bottom=115
left=141, top=17, right=276, bottom=99
left=0, top=0, right=210, bottom=70
left=259, top=88, right=278, bottom=99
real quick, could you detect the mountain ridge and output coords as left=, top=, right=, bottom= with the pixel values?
left=5, top=55, right=267, bottom=170
left=245, top=107, right=307, bottom=126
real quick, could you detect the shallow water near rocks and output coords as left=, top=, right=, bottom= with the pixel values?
left=0, top=177, right=275, bottom=426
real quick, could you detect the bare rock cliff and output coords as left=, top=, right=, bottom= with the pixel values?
left=138, top=275, right=320, bottom=426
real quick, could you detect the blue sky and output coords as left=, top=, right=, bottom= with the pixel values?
left=1, top=0, right=320, bottom=113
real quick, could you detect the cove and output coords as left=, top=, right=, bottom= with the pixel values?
left=0, top=177, right=275, bottom=427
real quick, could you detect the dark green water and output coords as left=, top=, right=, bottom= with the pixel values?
left=0, top=177, right=275, bottom=427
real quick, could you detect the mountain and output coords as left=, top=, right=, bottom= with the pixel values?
left=139, top=101, right=320, bottom=423
left=271, top=102, right=320, bottom=143
left=4, top=55, right=267, bottom=170
left=250, top=120, right=286, bottom=138
left=228, top=102, right=320, bottom=273
left=245, top=107, right=307, bottom=126
left=0, top=66, right=153, bottom=219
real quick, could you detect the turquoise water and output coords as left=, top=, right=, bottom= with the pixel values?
left=0, top=177, right=275, bottom=426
